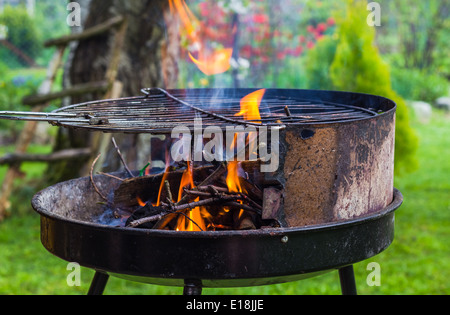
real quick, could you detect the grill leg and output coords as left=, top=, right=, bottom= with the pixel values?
left=183, top=279, right=203, bottom=295
left=339, top=265, right=357, bottom=295
left=88, top=271, right=110, bottom=295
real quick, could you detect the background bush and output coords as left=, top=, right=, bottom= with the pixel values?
left=0, top=6, right=42, bottom=64
left=391, top=67, right=449, bottom=103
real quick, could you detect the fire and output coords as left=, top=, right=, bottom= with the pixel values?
left=137, top=196, right=146, bottom=207
left=188, top=49, right=233, bottom=76
left=177, top=161, right=194, bottom=202
left=156, top=151, right=172, bottom=206
left=169, top=0, right=233, bottom=76
left=227, top=90, right=266, bottom=217
left=226, top=160, right=242, bottom=194
left=138, top=89, right=266, bottom=231
left=235, top=89, right=266, bottom=123
left=175, top=161, right=207, bottom=232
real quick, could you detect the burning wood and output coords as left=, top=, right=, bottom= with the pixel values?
left=94, top=159, right=281, bottom=232
left=89, top=88, right=284, bottom=231
left=118, top=161, right=278, bottom=231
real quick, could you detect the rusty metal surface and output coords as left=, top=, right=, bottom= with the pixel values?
left=282, top=110, right=396, bottom=227
left=32, top=174, right=402, bottom=288
left=31, top=89, right=397, bottom=228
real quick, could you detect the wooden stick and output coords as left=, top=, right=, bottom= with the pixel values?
left=165, top=195, right=260, bottom=215
left=222, top=202, right=261, bottom=215
left=175, top=163, right=226, bottom=206
left=0, top=46, right=65, bottom=221
left=44, top=15, right=125, bottom=47
left=22, top=81, right=109, bottom=106
left=164, top=180, right=173, bottom=203
left=90, top=154, right=107, bottom=201
left=0, top=39, right=36, bottom=67
left=197, top=185, right=229, bottom=194
left=97, top=172, right=125, bottom=182
left=183, top=189, right=213, bottom=198
left=0, top=148, right=91, bottom=165
left=127, top=213, right=167, bottom=228
left=111, top=137, right=134, bottom=178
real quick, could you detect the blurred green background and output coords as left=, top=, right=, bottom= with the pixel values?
left=0, top=0, right=448, bottom=295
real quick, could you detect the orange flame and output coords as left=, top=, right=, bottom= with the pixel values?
left=177, top=161, right=194, bottom=202
left=169, top=0, right=233, bottom=76
left=175, top=162, right=207, bottom=232
left=235, top=89, right=266, bottom=123
left=169, top=0, right=199, bottom=43
left=227, top=90, right=266, bottom=218
left=156, top=150, right=172, bottom=206
left=188, top=49, right=233, bottom=76
left=226, top=160, right=242, bottom=194
left=137, top=196, right=147, bottom=207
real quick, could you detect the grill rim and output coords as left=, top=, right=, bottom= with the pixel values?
left=31, top=173, right=402, bottom=286
left=31, top=170, right=402, bottom=237
left=51, top=88, right=396, bottom=134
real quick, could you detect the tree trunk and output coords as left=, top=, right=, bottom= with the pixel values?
left=46, top=0, right=176, bottom=185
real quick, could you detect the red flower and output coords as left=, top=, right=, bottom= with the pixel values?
left=240, top=45, right=252, bottom=58
left=294, top=46, right=303, bottom=56
left=307, top=41, right=315, bottom=50
left=253, top=14, right=269, bottom=24
left=199, top=2, right=210, bottom=17
left=327, top=17, right=336, bottom=26
left=307, top=25, right=315, bottom=33
left=317, top=23, right=327, bottom=33
left=261, top=56, right=270, bottom=63
left=277, top=52, right=285, bottom=60
left=299, top=35, right=306, bottom=43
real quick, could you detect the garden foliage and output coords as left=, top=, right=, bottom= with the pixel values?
left=306, top=0, right=419, bottom=174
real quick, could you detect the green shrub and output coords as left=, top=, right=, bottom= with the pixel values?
left=304, top=36, right=338, bottom=90
left=391, top=67, right=449, bottom=103
left=0, top=68, right=40, bottom=136
left=329, top=0, right=418, bottom=175
left=0, top=5, right=42, bottom=64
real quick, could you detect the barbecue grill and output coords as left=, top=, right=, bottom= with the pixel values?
left=2, top=88, right=402, bottom=295
left=1, top=88, right=381, bottom=133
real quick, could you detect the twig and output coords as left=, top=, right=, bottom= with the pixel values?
left=175, top=163, right=226, bottom=206
left=127, top=208, right=204, bottom=231
left=176, top=211, right=205, bottom=232
left=90, top=153, right=107, bottom=201
left=200, top=162, right=227, bottom=186
left=165, top=195, right=260, bottom=214
left=97, top=172, right=125, bottom=182
left=183, top=189, right=214, bottom=198
left=111, top=137, right=134, bottom=178
left=223, top=202, right=261, bottom=215
left=237, top=192, right=263, bottom=210
left=0, top=148, right=91, bottom=165
left=197, top=185, right=229, bottom=194
left=189, top=186, right=262, bottom=211
left=127, top=213, right=167, bottom=228
left=164, top=180, right=173, bottom=203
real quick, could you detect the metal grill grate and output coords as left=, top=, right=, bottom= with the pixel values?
left=0, top=88, right=380, bottom=134
left=51, top=88, right=378, bottom=133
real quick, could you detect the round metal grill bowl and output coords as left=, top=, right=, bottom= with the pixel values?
left=32, top=172, right=402, bottom=288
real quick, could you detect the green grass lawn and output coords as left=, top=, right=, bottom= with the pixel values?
left=0, top=109, right=449, bottom=295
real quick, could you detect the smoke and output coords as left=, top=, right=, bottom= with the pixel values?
left=169, top=0, right=340, bottom=90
